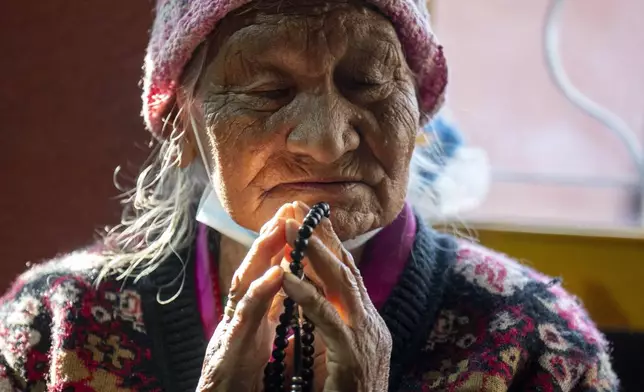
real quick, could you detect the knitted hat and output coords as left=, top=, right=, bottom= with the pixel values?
left=142, top=0, right=448, bottom=137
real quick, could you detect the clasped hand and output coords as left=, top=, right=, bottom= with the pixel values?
left=196, top=202, right=392, bottom=392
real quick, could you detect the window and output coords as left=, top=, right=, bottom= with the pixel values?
left=433, top=0, right=644, bottom=229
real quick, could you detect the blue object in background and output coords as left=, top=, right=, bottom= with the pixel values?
left=417, top=110, right=465, bottom=182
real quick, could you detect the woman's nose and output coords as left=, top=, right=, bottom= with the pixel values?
left=286, top=94, right=360, bottom=164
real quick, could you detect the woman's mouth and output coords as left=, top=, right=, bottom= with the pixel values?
left=274, top=181, right=363, bottom=192
left=268, top=176, right=370, bottom=197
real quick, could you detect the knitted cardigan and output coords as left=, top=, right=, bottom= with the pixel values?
left=0, top=220, right=618, bottom=391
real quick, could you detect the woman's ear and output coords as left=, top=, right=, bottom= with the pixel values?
left=415, top=127, right=432, bottom=147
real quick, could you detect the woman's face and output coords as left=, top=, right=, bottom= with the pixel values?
left=191, top=1, right=420, bottom=241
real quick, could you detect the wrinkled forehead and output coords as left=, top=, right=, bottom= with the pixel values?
left=203, top=0, right=401, bottom=63
left=225, top=0, right=391, bottom=26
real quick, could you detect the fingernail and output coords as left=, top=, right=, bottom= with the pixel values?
left=293, top=201, right=310, bottom=214
left=260, top=216, right=277, bottom=235
left=259, top=219, right=273, bottom=235
left=285, top=219, right=299, bottom=246
left=265, top=265, right=284, bottom=281
left=260, top=203, right=294, bottom=234
left=265, top=218, right=287, bottom=239
left=282, top=203, right=295, bottom=220
left=282, top=272, right=300, bottom=289
left=278, top=256, right=290, bottom=271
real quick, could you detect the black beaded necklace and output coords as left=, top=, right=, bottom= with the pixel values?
left=263, top=202, right=330, bottom=392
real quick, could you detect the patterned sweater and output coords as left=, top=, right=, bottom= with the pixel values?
left=0, top=220, right=618, bottom=391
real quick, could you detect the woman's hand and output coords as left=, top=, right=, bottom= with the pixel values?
left=282, top=203, right=393, bottom=392
left=197, top=205, right=295, bottom=392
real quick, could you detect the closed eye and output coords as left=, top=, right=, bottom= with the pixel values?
left=355, top=78, right=384, bottom=86
left=348, top=79, right=389, bottom=91
left=250, top=88, right=293, bottom=100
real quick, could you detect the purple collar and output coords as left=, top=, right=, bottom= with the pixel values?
left=195, top=202, right=417, bottom=338
left=359, top=202, right=417, bottom=309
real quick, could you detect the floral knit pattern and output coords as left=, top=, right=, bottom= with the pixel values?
left=0, top=252, right=162, bottom=392
left=0, top=243, right=618, bottom=391
left=400, top=243, right=618, bottom=391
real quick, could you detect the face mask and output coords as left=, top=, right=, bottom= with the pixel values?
left=196, top=185, right=380, bottom=250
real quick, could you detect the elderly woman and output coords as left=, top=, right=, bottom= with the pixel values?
left=0, top=0, right=617, bottom=391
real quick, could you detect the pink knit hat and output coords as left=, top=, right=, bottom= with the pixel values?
left=142, top=0, right=448, bottom=137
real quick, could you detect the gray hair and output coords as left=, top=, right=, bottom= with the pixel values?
left=97, top=45, right=211, bottom=300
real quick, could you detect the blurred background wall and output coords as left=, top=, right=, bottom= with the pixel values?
left=434, top=0, right=644, bottom=227
left=0, top=2, right=152, bottom=289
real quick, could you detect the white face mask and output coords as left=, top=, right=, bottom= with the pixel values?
left=196, top=185, right=380, bottom=250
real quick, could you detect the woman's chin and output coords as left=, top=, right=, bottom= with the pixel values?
left=326, top=207, right=382, bottom=242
